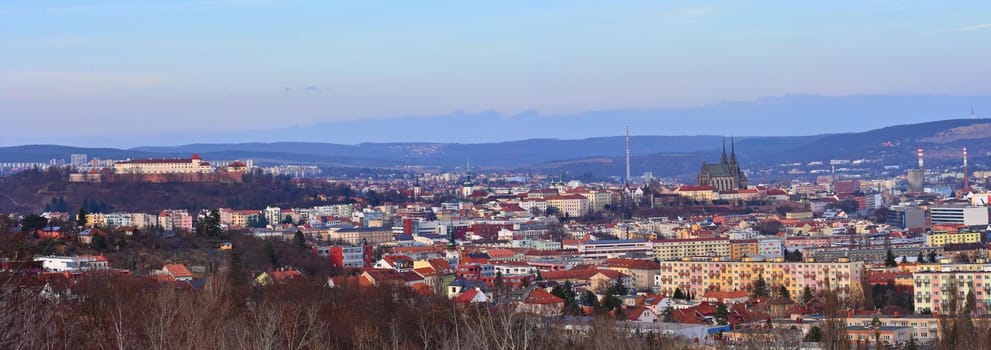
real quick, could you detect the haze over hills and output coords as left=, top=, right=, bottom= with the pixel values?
left=3, top=94, right=989, bottom=147
left=4, top=118, right=991, bottom=181
left=252, top=94, right=987, bottom=145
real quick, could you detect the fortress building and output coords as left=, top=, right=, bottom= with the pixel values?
left=114, top=154, right=212, bottom=175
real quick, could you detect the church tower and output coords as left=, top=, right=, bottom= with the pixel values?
left=720, top=136, right=728, bottom=165
left=461, top=158, right=474, bottom=198
left=445, top=221, right=460, bottom=264
left=729, top=136, right=737, bottom=167
left=413, top=173, right=422, bottom=200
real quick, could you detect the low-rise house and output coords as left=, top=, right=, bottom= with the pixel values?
left=254, top=268, right=303, bottom=286
left=374, top=255, right=415, bottom=271
left=360, top=268, right=424, bottom=287
left=846, top=326, right=913, bottom=348
left=77, top=227, right=107, bottom=245
left=700, top=290, right=750, bottom=305
left=625, top=306, right=659, bottom=323
left=542, top=268, right=630, bottom=293
left=158, top=263, right=193, bottom=281
left=447, top=279, right=492, bottom=299
left=452, top=287, right=490, bottom=305
left=39, top=226, right=65, bottom=239
left=507, top=286, right=565, bottom=316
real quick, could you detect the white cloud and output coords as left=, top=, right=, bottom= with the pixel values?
left=943, top=23, right=991, bottom=33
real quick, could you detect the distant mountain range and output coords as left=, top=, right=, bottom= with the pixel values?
left=3, top=118, right=991, bottom=180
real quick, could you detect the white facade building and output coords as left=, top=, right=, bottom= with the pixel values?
left=930, top=205, right=989, bottom=227
left=36, top=256, right=109, bottom=272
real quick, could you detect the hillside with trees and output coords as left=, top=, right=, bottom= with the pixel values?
left=0, top=167, right=359, bottom=213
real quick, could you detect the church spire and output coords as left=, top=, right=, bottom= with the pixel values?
left=720, top=135, right=728, bottom=164
left=730, top=135, right=737, bottom=164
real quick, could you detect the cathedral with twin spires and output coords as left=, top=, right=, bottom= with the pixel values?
left=697, top=137, right=748, bottom=191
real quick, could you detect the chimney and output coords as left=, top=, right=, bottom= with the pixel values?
left=917, top=147, right=924, bottom=171
left=964, top=147, right=970, bottom=190
left=625, top=126, right=631, bottom=184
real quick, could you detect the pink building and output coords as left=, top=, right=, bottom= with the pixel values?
left=158, top=209, right=193, bottom=232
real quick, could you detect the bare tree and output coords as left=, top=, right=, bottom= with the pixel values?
left=820, top=278, right=851, bottom=350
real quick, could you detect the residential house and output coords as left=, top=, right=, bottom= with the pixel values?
left=508, top=286, right=565, bottom=316
left=254, top=268, right=304, bottom=286
left=542, top=268, right=630, bottom=293
left=700, top=290, right=750, bottom=305
left=625, top=306, right=659, bottom=323
left=452, top=287, right=491, bottom=305
left=159, top=263, right=193, bottom=281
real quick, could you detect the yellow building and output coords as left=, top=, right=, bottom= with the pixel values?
left=926, top=231, right=981, bottom=247
left=230, top=211, right=248, bottom=228
left=655, top=259, right=864, bottom=301
left=673, top=186, right=716, bottom=202
left=651, top=237, right=730, bottom=261
left=328, top=227, right=393, bottom=245
left=729, top=240, right=759, bottom=261
left=84, top=213, right=105, bottom=227
left=545, top=194, right=590, bottom=217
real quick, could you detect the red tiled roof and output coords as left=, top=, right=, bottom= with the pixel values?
left=484, top=249, right=516, bottom=259
left=651, top=237, right=729, bottom=244
left=676, top=186, right=715, bottom=192
left=567, top=187, right=591, bottom=194
left=117, top=157, right=202, bottom=164
left=411, top=283, right=434, bottom=296
left=165, top=263, right=192, bottom=278
left=453, top=288, right=481, bottom=304
left=428, top=258, right=453, bottom=273
left=328, top=275, right=373, bottom=288
left=414, top=267, right=438, bottom=277
left=599, top=258, right=660, bottom=270
left=625, top=306, right=651, bottom=321
left=500, top=204, right=525, bottom=212
left=702, top=290, right=749, bottom=300
left=398, top=271, right=425, bottom=283
left=524, top=288, right=564, bottom=305
left=362, top=268, right=405, bottom=284
left=272, top=269, right=303, bottom=281
left=544, top=194, right=587, bottom=201
left=391, top=246, right=441, bottom=254
left=383, top=255, right=414, bottom=265
left=541, top=268, right=627, bottom=281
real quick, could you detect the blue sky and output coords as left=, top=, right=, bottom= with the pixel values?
left=1, top=0, right=990, bottom=146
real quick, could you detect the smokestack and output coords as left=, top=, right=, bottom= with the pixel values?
left=625, top=126, right=631, bottom=184
left=918, top=147, right=924, bottom=171
left=964, top=147, right=970, bottom=190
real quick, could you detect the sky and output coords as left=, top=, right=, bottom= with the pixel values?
left=1, top=0, right=991, bottom=147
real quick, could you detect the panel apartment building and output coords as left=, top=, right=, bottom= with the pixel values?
left=655, top=258, right=864, bottom=301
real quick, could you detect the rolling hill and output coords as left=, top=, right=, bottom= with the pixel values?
left=2, top=118, right=990, bottom=179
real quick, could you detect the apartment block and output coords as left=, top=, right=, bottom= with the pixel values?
left=913, top=266, right=991, bottom=314
left=651, top=237, right=730, bottom=261
left=655, top=259, right=864, bottom=301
